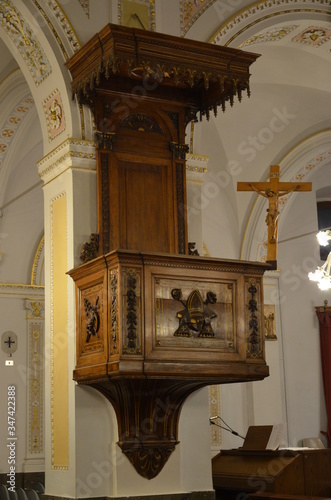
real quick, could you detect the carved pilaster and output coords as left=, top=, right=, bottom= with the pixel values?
left=95, top=131, right=116, bottom=150
left=25, top=299, right=45, bottom=459
left=122, top=267, right=142, bottom=355
left=170, top=141, right=189, bottom=160
left=110, top=269, right=119, bottom=355
left=100, top=152, right=110, bottom=254
left=80, top=233, right=99, bottom=263
left=176, top=162, right=186, bottom=254
left=246, top=278, right=264, bottom=359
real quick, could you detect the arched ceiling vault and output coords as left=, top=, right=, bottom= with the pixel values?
left=204, top=1, right=331, bottom=254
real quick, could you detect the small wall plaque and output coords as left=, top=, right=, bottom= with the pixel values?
left=2, top=331, right=18, bottom=356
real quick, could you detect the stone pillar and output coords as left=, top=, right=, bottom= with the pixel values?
left=38, top=138, right=98, bottom=497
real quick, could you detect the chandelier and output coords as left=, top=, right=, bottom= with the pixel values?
left=308, top=230, right=331, bottom=290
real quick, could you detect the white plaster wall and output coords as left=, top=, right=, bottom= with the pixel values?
left=0, top=297, right=28, bottom=473
left=179, top=388, right=214, bottom=493
left=276, top=163, right=330, bottom=446
left=199, top=117, right=240, bottom=259
left=0, top=104, right=44, bottom=475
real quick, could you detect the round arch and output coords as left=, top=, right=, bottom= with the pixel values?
left=240, top=130, right=331, bottom=262
left=0, top=0, right=94, bottom=155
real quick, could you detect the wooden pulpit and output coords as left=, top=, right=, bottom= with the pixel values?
left=67, top=24, right=270, bottom=479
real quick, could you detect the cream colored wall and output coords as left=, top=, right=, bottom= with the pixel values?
left=0, top=99, right=44, bottom=472
left=276, top=163, right=330, bottom=446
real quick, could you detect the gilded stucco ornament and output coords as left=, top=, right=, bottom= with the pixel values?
left=0, top=0, right=52, bottom=85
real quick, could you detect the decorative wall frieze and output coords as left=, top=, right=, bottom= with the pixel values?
left=0, top=93, right=35, bottom=172
left=186, top=153, right=209, bottom=176
left=78, top=0, right=89, bottom=18
left=239, top=25, right=299, bottom=48
left=37, top=138, right=96, bottom=183
left=0, top=283, right=44, bottom=299
left=32, top=0, right=80, bottom=57
left=211, top=0, right=331, bottom=46
left=25, top=300, right=45, bottom=458
left=209, top=385, right=222, bottom=450
left=180, top=0, right=217, bottom=36
left=0, top=0, right=52, bottom=85
left=292, top=25, right=331, bottom=47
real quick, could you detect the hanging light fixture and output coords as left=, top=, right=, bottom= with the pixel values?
left=308, top=229, right=331, bottom=290
left=316, top=229, right=331, bottom=247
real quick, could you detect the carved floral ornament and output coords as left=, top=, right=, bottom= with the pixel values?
left=0, top=0, right=52, bottom=85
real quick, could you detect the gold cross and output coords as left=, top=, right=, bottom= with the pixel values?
left=237, top=165, right=312, bottom=267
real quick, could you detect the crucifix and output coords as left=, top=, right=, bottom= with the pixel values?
left=237, top=165, right=312, bottom=268
left=4, top=336, right=15, bottom=348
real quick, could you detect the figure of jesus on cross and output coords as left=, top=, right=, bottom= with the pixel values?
left=237, top=165, right=312, bottom=268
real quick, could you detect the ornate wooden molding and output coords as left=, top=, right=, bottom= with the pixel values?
left=69, top=250, right=270, bottom=479
left=66, top=23, right=259, bottom=120
left=80, top=233, right=99, bottom=263
left=246, top=279, right=264, bottom=359
left=119, top=113, right=163, bottom=134
left=170, top=142, right=189, bottom=160
left=95, top=131, right=116, bottom=150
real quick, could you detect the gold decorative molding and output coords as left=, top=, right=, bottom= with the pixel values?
left=186, top=153, right=209, bottom=174
left=32, top=0, right=80, bottom=57
left=31, top=235, right=44, bottom=286
left=292, top=25, right=331, bottom=47
left=209, top=385, right=222, bottom=450
left=25, top=301, right=45, bottom=457
left=37, top=138, right=96, bottom=183
left=0, top=0, right=52, bottom=85
left=180, top=0, right=217, bottom=36
left=239, top=25, right=298, bottom=48
left=0, top=94, right=35, bottom=171
left=203, top=242, right=211, bottom=257
left=211, top=1, right=331, bottom=46
left=78, top=0, right=89, bottom=19
left=0, top=283, right=44, bottom=298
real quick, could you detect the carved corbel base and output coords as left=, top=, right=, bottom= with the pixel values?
left=69, top=250, right=270, bottom=479
left=86, top=378, right=208, bottom=480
